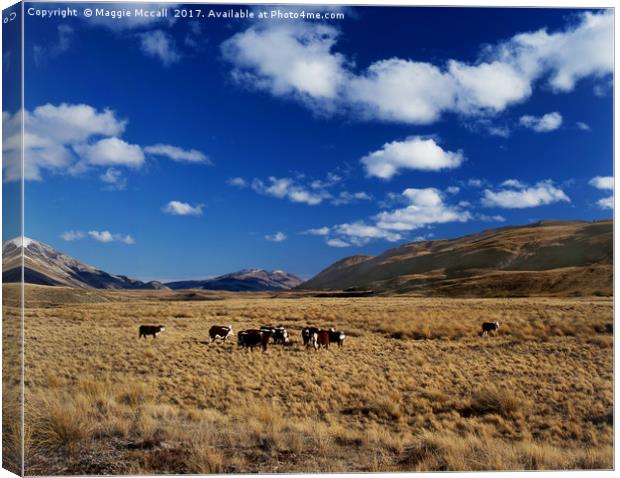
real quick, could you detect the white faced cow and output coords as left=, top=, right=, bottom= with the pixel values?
left=209, top=324, right=233, bottom=343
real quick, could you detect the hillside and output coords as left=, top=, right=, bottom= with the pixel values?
left=2, top=238, right=168, bottom=290
left=166, top=269, right=303, bottom=291
left=298, top=220, right=613, bottom=297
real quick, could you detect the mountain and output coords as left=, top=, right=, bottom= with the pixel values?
left=298, top=220, right=613, bottom=297
left=166, top=269, right=303, bottom=291
left=2, top=237, right=168, bottom=290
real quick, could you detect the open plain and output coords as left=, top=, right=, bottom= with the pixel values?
left=6, top=284, right=614, bottom=474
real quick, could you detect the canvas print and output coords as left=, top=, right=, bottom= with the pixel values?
left=1, top=1, right=614, bottom=475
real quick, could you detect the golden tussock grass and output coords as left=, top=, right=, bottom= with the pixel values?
left=3, top=286, right=612, bottom=474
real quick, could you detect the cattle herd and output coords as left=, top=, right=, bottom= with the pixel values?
left=137, top=321, right=500, bottom=347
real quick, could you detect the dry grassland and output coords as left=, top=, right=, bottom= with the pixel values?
left=8, top=286, right=614, bottom=474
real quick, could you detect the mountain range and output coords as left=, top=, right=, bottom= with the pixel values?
left=2, top=238, right=302, bottom=292
left=298, top=220, right=613, bottom=297
left=2, top=219, right=613, bottom=297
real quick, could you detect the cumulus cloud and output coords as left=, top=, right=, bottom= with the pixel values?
left=331, top=191, right=372, bottom=205
left=2, top=103, right=208, bottom=184
left=162, top=200, right=204, bottom=216
left=482, top=180, right=570, bottom=208
left=138, top=30, right=181, bottom=66
left=61, top=230, right=85, bottom=241
left=589, top=176, right=613, bottom=210
left=375, top=188, right=471, bottom=232
left=326, top=238, right=351, bottom=248
left=361, top=136, right=464, bottom=179
left=226, top=177, right=248, bottom=188
left=303, top=226, right=330, bottom=236
left=144, top=144, right=210, bottom=164
left=519, top=112, right=562, bottom=132
left=252, top=177, right=327, bottom=205
left=74, top=137, right=144, bottom=171
left=315, top=188, right=470, bottom=248
left=500, top=179, right=527, bottom=188
left=221, top=11, right=612, bottom=125
left=589, top=176, right=613, bottom=191
left=100, top=168, right=127, bottom=191
left=265, top=232, right=287, bottom=242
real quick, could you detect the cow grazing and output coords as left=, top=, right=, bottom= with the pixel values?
left=315, top=330, right=331, bottom=350
left=302, top=327, right=320, bottom=347
left=480, top=321, right=500, bottom=337
left=261, top=325, right=289, bottom=345
left=139, top=325, right=165, bottom=339
left=209, top=325, right=233, bottom=343
left=328, top=328, right=346, bottom=348
left=238, top=329, right=269, bottom=351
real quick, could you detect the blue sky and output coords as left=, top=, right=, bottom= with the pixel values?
left=2, top=3, right=614, bottom=281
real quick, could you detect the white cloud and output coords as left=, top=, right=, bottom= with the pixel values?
left=227, top=177, right=248, bottom=188
left=334, top=222, right=402, bottom=245
left=589, top=176, right=613, bottom=191
left=100, top=168, right=127, bottom=191
left=482, top=180, right=570, bottom=208
left=476, top=214, right=506, bottom=222
left=361, top=137, right=464, bottom=179
left=61, top=230, right=85, bottom=241
left=304, top=227, right=330, bottom=236
left=221, top=11, right=612, bottom=125
left=144, top=144, right=210, bottom=164
left=446, top=186, right=460, bottom=195
left=589, top=176, right=613, bottom=210
left=265, top=232, right=287, bottom=242
left=88, top=230, right=135, bottom=245
left=375, top=188, right=471, bottom=231
left=139, top=30, right=180, bottom=66
left=500, top=179, right=527, bottom=188
left=576, top=121, right=591, bottom=131
left=331, top=191, right=372, bottom=206
left=466, top=178, right=486, bottom=188
left=74, top=137, right=144, bottom=170
left=251, top=177, right=328, bottom=205
left=221, top=23, right=347, bottom=101
left=2, top=103, right=207, bottom=183
left=162, top=200, right=204, bottom=216
left=519, top=112, right=562, bottom=132
left=597, top=196, right=613, bottom=210
left=326, top=238, right=351, bottom=248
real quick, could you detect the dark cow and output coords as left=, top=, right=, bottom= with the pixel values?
left=480, top=321, right=500, bottom=337
left=238, top=329, right=269, bottom=351
left=315, top=330, right=330, bottom=350
left=261, top=325, right=289, bottom=345
left=209, top=324, right=233, bottom=343
left=302, top=327, right=320, bottom=347
left=139, top=325, right=165, bottom=339
left=328, top=328, right=346, bottom=348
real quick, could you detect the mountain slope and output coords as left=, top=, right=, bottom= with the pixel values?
left=2, top=237, right=168, bottom=290
left=298, top=220, right=613, bottom=297
left=166, top=269, right=303, bottom=291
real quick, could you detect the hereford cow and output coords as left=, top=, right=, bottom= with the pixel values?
left=238, top=329, right=269, bottom=351
left=315, top=330, right=331, bottom=350
left=139, top=325, right=165, bottom=339
left=480, top=321, right=500, bottom=337
left=302, top=326, right=320, bottom=347
left=261, top=325, right=289, bottom=345
left=328, top=328, right=346, bottom=348
left=209, top=325, right=233, bottom=343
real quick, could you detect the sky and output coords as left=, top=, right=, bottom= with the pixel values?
left=2, top=3, right=614, bottom=281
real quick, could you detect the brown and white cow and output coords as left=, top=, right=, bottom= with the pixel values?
left=315, top=330, right=331, bottom=350
left=480, top=321, right=500, bottom=337
left=139, top=325, right=165, bottom=339
left=238, top=329, right=269, bottom=351
left=209, top=325, right=233, bottom=343
left=261, top=325, right=290, bottom=345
